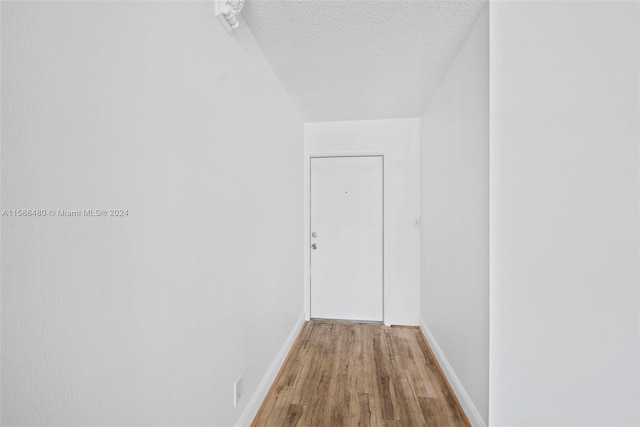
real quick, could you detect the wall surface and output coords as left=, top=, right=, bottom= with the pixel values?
left=1, top=2, right=303, bottom=425
left=420, top=6, right=489, bottom=425
left=490, top=1, right=640, bottom=425
left=304, top=119, right=421, bottom=326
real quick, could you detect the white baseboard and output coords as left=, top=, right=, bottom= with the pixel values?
left=419, top=318, right=486, bottom=427
left=388, top=315, right=420, bottom=326
left=235, top=313, right=305, bottom=427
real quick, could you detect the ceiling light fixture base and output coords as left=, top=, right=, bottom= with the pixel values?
left=216, top=0, right=245, bottom=35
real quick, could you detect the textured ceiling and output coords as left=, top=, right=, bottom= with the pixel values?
left=242, top=0, right=486, bottom=122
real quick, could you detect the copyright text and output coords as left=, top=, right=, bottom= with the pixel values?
left=2, top=209, right=129, bottom=218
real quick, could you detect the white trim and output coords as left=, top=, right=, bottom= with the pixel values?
left=235, top=314, right=305, bottom=427
left=304, top=149, right=392, bottom=326
left=637, top=4, right=640, bottom=421
left=419, top=318, right=486, bottom=427
left=388, top=315, right=420, bottom=326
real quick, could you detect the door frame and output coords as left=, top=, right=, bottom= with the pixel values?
left=304, top=150, right=391, bottom=326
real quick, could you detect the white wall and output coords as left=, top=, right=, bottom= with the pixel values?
left=419, top=6, right=489, bottom=426
left=304, top=119, right=421, bottom=326
left=1, top=2, right=303, bottom=425
left=490, top=1, right=640, bottom=425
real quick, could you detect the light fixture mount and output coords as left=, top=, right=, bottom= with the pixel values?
left=216, top=0, right=245, bottom=35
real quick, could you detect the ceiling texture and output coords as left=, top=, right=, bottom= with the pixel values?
left=242, top=0, right=486, bottom=122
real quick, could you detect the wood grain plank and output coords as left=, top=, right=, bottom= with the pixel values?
left=252, top=321, right=470, bottom=427
left=283, top=404, right=304, bottom=427
left=357, top=392, right=372, bottom=427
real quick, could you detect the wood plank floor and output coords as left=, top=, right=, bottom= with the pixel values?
left=252, top=321, right=470, bottom=427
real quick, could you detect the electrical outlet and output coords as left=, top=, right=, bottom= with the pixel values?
left=234, top=376, right=243, bottom=407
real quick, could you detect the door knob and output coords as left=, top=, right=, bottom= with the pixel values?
left=311, top=243, right=318, bottom=250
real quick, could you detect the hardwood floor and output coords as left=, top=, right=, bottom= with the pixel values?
left=252, top=321, right=470, bottom=427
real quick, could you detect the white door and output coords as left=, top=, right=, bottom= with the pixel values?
left=310, top=156, right=383, bottom=321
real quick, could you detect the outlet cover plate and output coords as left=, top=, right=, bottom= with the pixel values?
left=234, top=376, right=243, bottom=407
